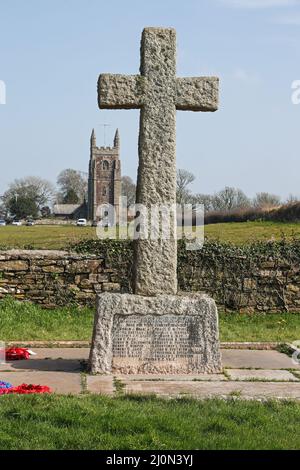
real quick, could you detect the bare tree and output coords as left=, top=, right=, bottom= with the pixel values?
left=286, top=194, right=299, bottom=204
left=235, top=189, right=252, bottom=209
left=121, top=176, right=136, bottom=207
left=176, top=169, right=195, bottom=204
left=211, top=187, right=250, bottom=211
left=57, top=169, right=87, bottom=203
left=190, top=193, right=213, bottom=211
left=253, top=192, right=281, bottom=210
left=3, top=177, right=54, bottom=208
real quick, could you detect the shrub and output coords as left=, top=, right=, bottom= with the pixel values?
left=203, top=202, right=300, bottom=225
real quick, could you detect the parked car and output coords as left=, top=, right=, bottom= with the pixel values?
left=76, top=218, right=87, bottom=227
left=26, top=219, right=35, bottom=226
left=0, top=219, right=6, bottom=226
left=12, top=220, right=22, bottom=226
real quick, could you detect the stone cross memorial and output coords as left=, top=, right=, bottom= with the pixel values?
left=90, top=28, right=222, bottom=374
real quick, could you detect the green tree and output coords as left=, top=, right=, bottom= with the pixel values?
left=8, top=195, right=39, bottom=219
left=63, top=188, right=80, bottom=204
left=40, top=206, right=51, bottom=218
left=57, top=169, right=87, bottom=203
left=3, top=176, right=54, bottom=218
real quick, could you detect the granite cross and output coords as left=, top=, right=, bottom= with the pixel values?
left=98, top=27, right=219, bottom=296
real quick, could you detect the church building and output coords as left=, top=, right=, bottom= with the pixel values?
left=53, top=129, right=121, bottom=221
left=87, top=128, right=121, bottom=221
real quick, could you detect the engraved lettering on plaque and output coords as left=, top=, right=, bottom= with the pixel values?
left=112, top=315, right=204, bottom=363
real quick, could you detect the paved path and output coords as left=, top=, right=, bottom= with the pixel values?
left=1, top=348, right=300, bottom=399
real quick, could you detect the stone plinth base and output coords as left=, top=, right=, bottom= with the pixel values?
left=89, top=293, right=222, bottom=375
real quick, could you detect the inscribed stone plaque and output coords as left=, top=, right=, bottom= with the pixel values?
left=89, top=293, right=222, bottom=374
left=113, top=315, right=205, bottom=373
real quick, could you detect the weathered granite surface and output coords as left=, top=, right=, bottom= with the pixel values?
left=89, top=293, right=222, bottom=374
left=98, top=28, right=218, bottom=296
left=90, top=27, right=221, bottom=375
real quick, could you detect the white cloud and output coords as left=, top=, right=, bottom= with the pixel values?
left=232, top=68, right=260, bottom=83
left=219, top=0, right=299, bottom=8
left=0, top=80, right=6, bottom=105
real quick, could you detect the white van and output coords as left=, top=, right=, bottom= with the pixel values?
left=76, top=218, right=87, bottom=227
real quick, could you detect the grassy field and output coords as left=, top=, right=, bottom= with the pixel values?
left=0, top=394, right=299, bottom=450
left=0, top=221, right=299, bottom=250
left=1, top=297, right=300, bottom=342
left=205, top=220, right=300, bottom=244
left=0, top=298, right=94, bottom=341
left=219, top=312, right=300, bottom=343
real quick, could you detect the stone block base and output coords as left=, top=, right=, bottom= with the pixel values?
left=89, top=293, right=222, bottom=375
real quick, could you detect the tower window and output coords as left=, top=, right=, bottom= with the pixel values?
left=102, top=160, right=109, bottom=170
left=103, top=187, right=107, bottom=196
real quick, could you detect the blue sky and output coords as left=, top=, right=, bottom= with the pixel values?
left=1, top=0, right=300, bottom=199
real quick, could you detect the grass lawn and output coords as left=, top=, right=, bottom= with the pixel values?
left=204, top=220, right=300, bottom=244
left=0, top=224, right=96, bottom=250
left=1, top=297, right=300, bottom=342
left=219, top=312, right=300, bottom=343
left=0, top=221, right=299, bottom=250
left=0, top=394, right=299, bottom=450
left=0, top=298, right=94, bottom=341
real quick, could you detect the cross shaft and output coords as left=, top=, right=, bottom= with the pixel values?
left=98, top=27, right=219, bottom=296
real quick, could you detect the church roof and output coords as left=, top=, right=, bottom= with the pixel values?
left=53, top=204, right=82, bottom=216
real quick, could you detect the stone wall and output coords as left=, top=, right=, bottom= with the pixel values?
left=179, top=255, right=300, bottom=313
left=0, top=248, right=300, bottom=312
left=0, top=250, right=120, bottom=308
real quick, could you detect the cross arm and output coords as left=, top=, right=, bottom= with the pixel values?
left=176, top=77, right=219, bottom=112
left=98, top=74, right=146, bottom=109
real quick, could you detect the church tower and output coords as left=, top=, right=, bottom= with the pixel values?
left=88, top=129, right=121, bottom=221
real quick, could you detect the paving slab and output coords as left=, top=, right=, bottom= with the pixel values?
left=22, top=348, right=90, bottom=360
left=116, top=373, right=227, bottom=381
left=1, top=359, right=83, bottom=373
left=0, top=348, right=90, bottom=372
left=86, top=376, right=115, bottom=395
left=0, top=371, right=82, bottom=395
left=3, top=347, right=299, bottom=369
left=5, top=341, right=282, bottom=350
left=122, top=380, right=300, bottom=400
left=222, top=349, right=300, bottom=370
left=1, top=348, right=299, bottom=399
left=0, top=362, right=24, bottom=372
left=225, top=369, right=299, bottom=382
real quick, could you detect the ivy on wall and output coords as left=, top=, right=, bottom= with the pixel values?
left=71, top=237, right=300, bottom=312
